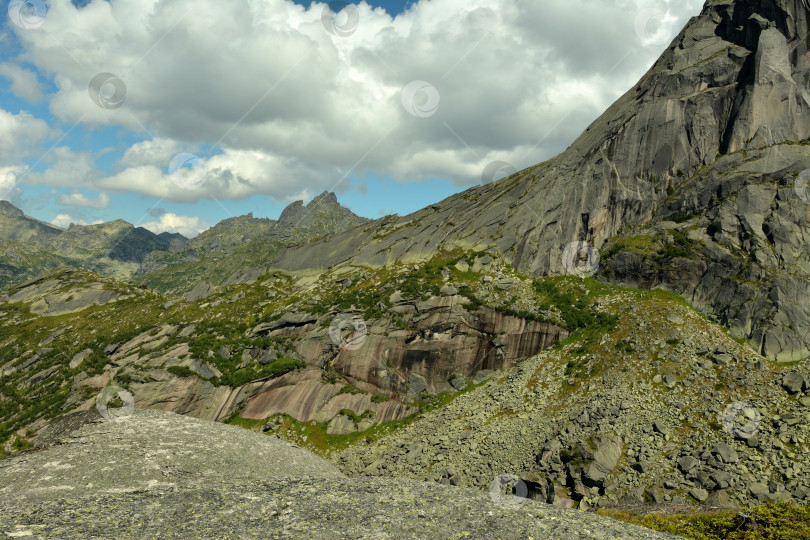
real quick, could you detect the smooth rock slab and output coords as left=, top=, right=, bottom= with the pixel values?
left=0, top=478, right=686, bottom=539
left=0, top=409, right=342, bottom=506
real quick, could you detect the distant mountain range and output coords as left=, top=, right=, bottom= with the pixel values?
left=0, top=192, right=367, bottom=293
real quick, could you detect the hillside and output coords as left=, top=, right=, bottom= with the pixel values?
left=0, top=191, right=366, bottom=295
left=0, top=202, right=184, bottom=289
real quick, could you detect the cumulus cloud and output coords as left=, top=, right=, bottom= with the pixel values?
left=141, top=212, right=210, bottom=237
left=0, top=107, right=54, bottom=162
left=50, top=214, right=104, bottom=228
left=10, top=0, right=704, bottom=202
left=0, top=166, right=23, bottom=201
left=56, top=192, right=111, bottom=209
left=0, top=63, right=44, bottom=102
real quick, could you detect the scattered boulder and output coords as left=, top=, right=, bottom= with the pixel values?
left=69, top=349, right=93, bottom=370
left=409, top=373, right=428, bottom=394
left=712, top=443, right=739, bottom=464
left=583, top=436, right=623, bottom=486
left=450, top=377, right=466, bottom=391
left=439, top=285, right=458, bottom=296
left=185, top=282, right=216, bottom=302
left=781, top=373, right=807, bottom=395
left=689, top=487, right=709, bottom=503
left=495, top=277, right=515, bottom=290
left=678, top=456, right=699, bottom=473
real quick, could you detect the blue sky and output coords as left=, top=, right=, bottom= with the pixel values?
left=0, top=0, right=703, bottom=236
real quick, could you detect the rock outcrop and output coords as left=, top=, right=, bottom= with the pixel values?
left=0, top=269, right=128, bottom=316
left=0, top=409, right=683, bottom=539
left=338, top=288, right=810, bottom=510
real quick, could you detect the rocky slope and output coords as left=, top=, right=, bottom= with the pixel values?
left=337, top=283, right=810, bottom=510
left=0, top=409, right=683, bottom=539
left=0, top=252, right=573, bottom=449
left=2, top=255, right=807, bottom=518
left=261, top=0, right=810, bottom=362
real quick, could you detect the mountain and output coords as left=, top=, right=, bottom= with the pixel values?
left=0, top=200, right=63, bottom=244
left=0, top=192, right=366, bottom=294
left=0, top=203, right=186, bottom=288
left=264, top=0, right=810, bottom=362
left=136, top=191, right=368, bottom=294
left=3, top=0, right=810, bottom=532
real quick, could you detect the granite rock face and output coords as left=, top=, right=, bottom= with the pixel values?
left=0, top=409, right=684, bottom=539
left=338, top=291, right=810, bottom=511
left=266, top=0, right=810, bottom=360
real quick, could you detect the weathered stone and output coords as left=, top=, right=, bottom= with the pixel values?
left=712, top=443, right=739, bottom=464
left=782, top=373, right=807, bottom=394
left=409, top=373, right=428, bottom=394
left=583, top=437, right=623, bottom=486
left=450, top=378, right=466, bottom=391
left=185, top=281, right=216, bottom=302
left=678, top=456, right=700, bottom=473
left=69, top=349, right=93, bottom=370
left=439, top=285, right=458, bottom=296
left=689, top=488, right=709, bottom=503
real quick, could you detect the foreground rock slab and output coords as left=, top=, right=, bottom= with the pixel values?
left=0, top=409, right=343, bottom=505
left=0, top=409, right=683, bottom=539
left=0, top=478, right=685, bottom=539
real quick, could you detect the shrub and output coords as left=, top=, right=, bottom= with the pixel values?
left=167, top=365, right=197, bottom=378
left=600, top=502, right=810, bottom=540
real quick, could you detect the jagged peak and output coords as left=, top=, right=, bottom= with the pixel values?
left=307, top=191, right=339, bottom=208
left=0, top=200, right=24, bottom=218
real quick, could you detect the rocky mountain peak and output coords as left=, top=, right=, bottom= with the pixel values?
left=265, top=0, right=810, bottom=360
left=277, top=191, right=355, bottom=229
left=0, top=200, right=24, bottom=218
left=308, top=190, right=339, bottom=207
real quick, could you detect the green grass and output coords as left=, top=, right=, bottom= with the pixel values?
left=532, top=278, right=618, bottom=332
left=600, top=503, right=810, bottom=540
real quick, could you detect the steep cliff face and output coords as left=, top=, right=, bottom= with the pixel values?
left=267, top=0, right=810, bottom=360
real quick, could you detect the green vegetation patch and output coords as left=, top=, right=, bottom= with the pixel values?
left=216, top=357, right=306, bottom=388
left=533, top=278, right=617, bottom=332
left=599, top=503, right=810, bottom=540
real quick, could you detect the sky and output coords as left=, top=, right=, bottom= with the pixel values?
left=0, top=0, right=705, bottom=237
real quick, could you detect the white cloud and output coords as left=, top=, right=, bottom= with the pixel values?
left=50, top=213, right=104, bottom=228
left=0, top=63, right=44, bottom=102
left=141, top=212, right=210, bottom=237
left=0, top=107, right=54, bottom=162
left=0, top=166, right=23, bottom=201
left=11, top=0, right=705, bottom=202
left=50, top=214, right=72, bottom=228
left=56, top=192, right=111, bottom=209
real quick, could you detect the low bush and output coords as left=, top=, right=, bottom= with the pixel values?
left=600, top=502, right=810, bottom=540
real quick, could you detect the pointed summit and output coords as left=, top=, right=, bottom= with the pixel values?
left=0, top=200, right=24, bottom=218
left=308, top=191, right=339, bottom=208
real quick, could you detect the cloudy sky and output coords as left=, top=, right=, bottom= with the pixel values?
left=0, top=0, right=704, bottom=237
